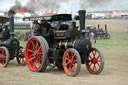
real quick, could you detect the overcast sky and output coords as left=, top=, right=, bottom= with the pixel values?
left=0, top=0, right=128, bottom=11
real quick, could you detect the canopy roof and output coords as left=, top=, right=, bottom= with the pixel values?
left=0, top=16, right=9, bottom=24
left=23, top=14, right=78, bottom=22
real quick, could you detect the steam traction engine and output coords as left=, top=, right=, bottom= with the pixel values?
left=0, top=10, right=25, bottom=67
left=25, top=10, right=104, bottom=77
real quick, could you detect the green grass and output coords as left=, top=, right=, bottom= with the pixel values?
left=92, top=32, right=128, bottom=48
left=20, top=41, right=27, bottom=46
left=15, top=29, right=29, bottom=34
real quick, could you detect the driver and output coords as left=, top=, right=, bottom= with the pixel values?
left=40, top=20, right=51, bottom=36
left=30, top=20, right=40, bottom=36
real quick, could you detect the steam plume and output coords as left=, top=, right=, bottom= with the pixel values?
left=10, top=0, right=113, bottom=13
left=10, top=0, right=22, bottom=12
left=26, top=0, right=70, bottom=11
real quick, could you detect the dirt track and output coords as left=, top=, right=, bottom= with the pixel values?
left=0, top=20, right=128, bottom=85
left=0, top=47, right=128, bottom=85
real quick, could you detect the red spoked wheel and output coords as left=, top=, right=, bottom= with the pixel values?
left=0, top=47, right=10, bottom=67
left=25, top=36, right=49, bottom=72
left=86, top=48, right=104, bottom=74
left=63, top=48, right=81, bottom=77
left=17, top=52, right=26, bottom=66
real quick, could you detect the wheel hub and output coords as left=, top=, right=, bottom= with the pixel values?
left=34, top=52, right=37, bottom=56
left=92, top=58, right=98, bottom=64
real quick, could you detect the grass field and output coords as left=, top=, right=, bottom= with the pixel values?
left=86, top=20, right=128, bottom=48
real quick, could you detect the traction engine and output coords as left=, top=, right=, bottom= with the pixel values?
left=25, top=10, right=104, bottom=77
left=0, top=10, right=26, bottom=67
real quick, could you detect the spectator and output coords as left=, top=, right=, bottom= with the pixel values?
left=89, top=32, right=95, bottom=42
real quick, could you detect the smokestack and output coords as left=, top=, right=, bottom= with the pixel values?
left=105, top=24, right=107, bottom=32
left=79, top=10, right=86, bottom=32
left=72, top=21, right=76, bottom=29
left=8, top=10, right=15, bottom=37
left=98, top=24, right=100, bottom=30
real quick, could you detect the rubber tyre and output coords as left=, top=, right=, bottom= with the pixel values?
left=25, top=36, right=49, bottom=72
left=63, top=48, right=81, bottom=77
left=0, top=47, right=10, bottom=67
left=86, top=48, right=104, bottom=74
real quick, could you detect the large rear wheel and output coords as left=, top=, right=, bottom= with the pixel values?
left=86, top=48, right=104, bottom=74
left=0, top=47, right=10, bottom=67
left=63, top=48, right=81, bottom=77
left=25, top=36, right=49, bottom=72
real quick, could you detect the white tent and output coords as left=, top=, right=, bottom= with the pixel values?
left=15, top=13, right=24, bottom=18
left=24, top=13, right=31, bottom=17
left=0, top=12, right=4, bottom=16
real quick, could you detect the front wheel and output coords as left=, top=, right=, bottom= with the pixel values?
left=63, top=48, right=81, bottom=77
left=0, top=47, right=10, bottom=67
left=86, top=48, right=104, bottom=74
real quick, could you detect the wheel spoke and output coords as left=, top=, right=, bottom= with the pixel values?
left=30, top=54, right=34, bottom=57
left=2, top=59, right=5, bottom=65
left=92, top=51, right=96, bottom=58
left=33, top=58, right=36, bottom=66
left=2, top=50, right=4, bottom=55
left=28, top=49, right=34, bottom=53
left=66, top=60, right=71, bottom=65
left=71, top=52, right=75, bottom=60
left=19, top=58, right=21, bottom=61
left=38, top=56, right=42, bottom=62
left=97, top=62, right=100, bottom=67
left=31, top=42, right=36, bottom=50
left=89, top=55, right=93, bottom=60
left=36, top=40, right=39, bottom=49
left=73, top=60, right=77, bottom=63
left=65, top=63, right=68, bottom=66
left=66, top=53, right=70, bottom=59
left=68, top=64, right=72, bottom=72
left=37, top=46, right=42, bottom=52
left=21, top=59, right=24, bottom=64
left=37, top=52, right=42, bottom=55
left=65, top=57, right=71, bottom=61
left=97, top=55, right=100, bottom=59
left=29, top=57, right=35, bottom=62
left=95, top=65, right=98, bottom=72
left=89, top=62, right=93, bottom=66
left=72, top=64, right=76, bottom=72
left=21, top=58, right=25, bottom=64
left=93, top=64, right=96, bottom=71
left=97, top=60, right=101, bottom=62
left=37, top=62, right=40, bottom=68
